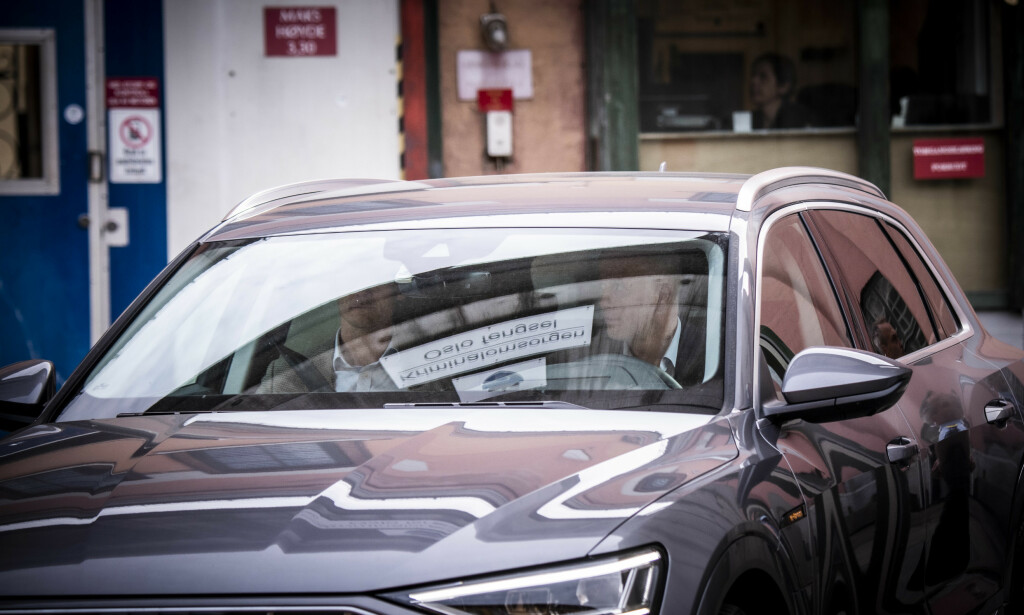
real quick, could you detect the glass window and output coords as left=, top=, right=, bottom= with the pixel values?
left=0, top=30, right=58, bottom=194
left=881, top=222, right=959, bottom=339
left=806, top=210, right=938, bottom=358
left=58, top=228, right=729, bottom=421
left=891, top=0, right=992, bottom=127
left=759, top=214, right=851, bottom=389
left=636, top=0, right=994, bottom=133
left=637, top=0, right=858, bottom=133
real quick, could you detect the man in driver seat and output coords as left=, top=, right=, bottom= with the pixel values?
left=597, top=254, right=684, bottom=376
left=259, top=284, right=399, bottom=393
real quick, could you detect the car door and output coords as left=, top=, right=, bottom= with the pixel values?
left=804, top=207, right=1024, bottom=612
left=757, top=209, right=929, bottom=614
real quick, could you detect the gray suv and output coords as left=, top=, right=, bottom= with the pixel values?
left=1, top=168, right=1022, bottom=614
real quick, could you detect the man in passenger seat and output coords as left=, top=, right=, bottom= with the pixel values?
left=259, top=284, right=399, bottom=393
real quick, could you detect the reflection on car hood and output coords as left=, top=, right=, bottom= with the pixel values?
left=0, top=408, right=736, bottom=596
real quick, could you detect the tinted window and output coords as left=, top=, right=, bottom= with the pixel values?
left=760, top=214, right=851, bottom=389
left=881, top=222, right=959, bottom=339
left=807, top=210, right=937, bottom=358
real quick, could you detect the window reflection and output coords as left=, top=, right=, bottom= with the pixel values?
left=759, top=214, right=851, bottom=389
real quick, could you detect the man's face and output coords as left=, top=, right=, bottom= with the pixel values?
left=338, top=285, right=394, bottom=332
left=598, top=259, right=670, bottom=344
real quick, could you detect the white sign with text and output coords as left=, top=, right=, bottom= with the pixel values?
left=382, top=306, right=593, bottom=388
left=109, top=108, right=162, bottom=183
left=456, top=49, right=533, bottom=101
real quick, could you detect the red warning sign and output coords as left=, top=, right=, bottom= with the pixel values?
left=913, top=138, right=985, bottom=180
left=106, top=78, right=159, bottom=108
left=119, top=115, right=153, bottom=149
left=264, top=7, right=337, bottom=57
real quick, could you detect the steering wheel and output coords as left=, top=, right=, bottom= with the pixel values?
left=547, top=353, right=682, bottom=390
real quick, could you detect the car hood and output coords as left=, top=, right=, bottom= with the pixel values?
left=0, top=408, right=736, bottom=596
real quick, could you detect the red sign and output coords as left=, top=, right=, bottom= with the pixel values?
left=477, top=88, right=514, bottom=112
left=264, top=7, right=337, bottom=57
left=913, top=137, right=985, bottom=180
left=119, top=115, right=154, bottom=149
left=106, top=78, right=159, bottom=108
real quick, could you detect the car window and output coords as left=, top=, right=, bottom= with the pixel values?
left=806, top=210, right=938, bottom=358
left=57, top=228, right=728, bottom=421
left=880, top=221, right=960, bottom=340
left=759, top=214, right=851, bottom=391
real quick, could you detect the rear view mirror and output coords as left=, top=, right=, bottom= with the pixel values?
left=0, top=360, right=56, bottom=432
left=398, top=270, right=492, bottom=299
left=763, top=347, right=911, bottom=424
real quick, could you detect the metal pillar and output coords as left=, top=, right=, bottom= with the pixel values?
left=1004, top=2, right=1024, bottom=310
left=857, top=0, right=890, bottom=197
left=586, top=0, right=639, bottom=172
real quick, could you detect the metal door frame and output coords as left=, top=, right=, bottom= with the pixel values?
left=85, top=0, right=110, bottom=343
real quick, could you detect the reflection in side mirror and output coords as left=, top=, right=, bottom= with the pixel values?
left=763, top=347, right=911, bottom=425
left=0, top=360, right=56, bottom=432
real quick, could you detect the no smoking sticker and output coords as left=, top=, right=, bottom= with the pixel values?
left=119, top=115, right=153, bottom=149
left=109, top=108, right=162, bottom=183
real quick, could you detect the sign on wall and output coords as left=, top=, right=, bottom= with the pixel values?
left=913, top=137, right=985, bottom=180
left=457, top=50, right=533, bottom=100
left=264, top=6, right=337, bottom=56
left=107, top=78, right=162, bottom=184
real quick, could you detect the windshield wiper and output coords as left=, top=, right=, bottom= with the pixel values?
left=115, top=400, right=591, bottom=418
left=383, top=401, right=590, bottom=410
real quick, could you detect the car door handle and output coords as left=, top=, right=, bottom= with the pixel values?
left=985, top=399, right=1016, bottom=426
left=887, top=437, right=918, bottom=464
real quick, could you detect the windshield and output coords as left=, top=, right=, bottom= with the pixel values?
left=58, top=228, right=728, bottom=420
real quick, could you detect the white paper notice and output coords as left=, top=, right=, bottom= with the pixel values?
left=109, top=108, right=162, bottom=183
left=456, top=49, right=533, bottom=101
left=381, top=306, right=593, bottom=388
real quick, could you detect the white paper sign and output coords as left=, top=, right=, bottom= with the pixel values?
left=109, top=108, right=162, bottom=183
left=382, top=305, right=593, bottom=388
left=456, top=49, right=533, bottom=101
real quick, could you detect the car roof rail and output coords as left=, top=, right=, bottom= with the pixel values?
left=222, top=178, right=402, bottom=221
left=736, top=167, right=885, bottom=212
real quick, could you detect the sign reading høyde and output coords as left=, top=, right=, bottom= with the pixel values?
left=381, top=306, right=594, bottom=388
left=913, top=137, right=985, bottom=180
left=107, top=78, right=162, bottom=184
left=264, top=7, right=337, bottom=57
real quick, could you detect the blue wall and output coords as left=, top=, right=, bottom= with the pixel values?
left=0, top=0, right=168, bottom=384
left=0, top=1, right=91, bottom=382
left=105, top=0, right=168, bottom=321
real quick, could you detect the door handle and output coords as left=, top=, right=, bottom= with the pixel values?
left=887, top=437, right=918, bottom=464
left=89, top=151, right=104, bottom=183
left=985, top=399, right=1016, bottom=426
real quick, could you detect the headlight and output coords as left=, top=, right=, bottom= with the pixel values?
left=384, top=548, right=662, bottom=615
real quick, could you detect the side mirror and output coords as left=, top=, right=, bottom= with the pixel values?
left=0, top=360, right=56, bottom=432
left=763, top=347, right=911, bottom=424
